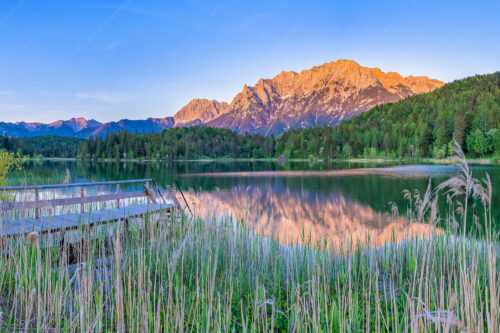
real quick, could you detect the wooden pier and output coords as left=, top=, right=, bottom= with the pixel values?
left=0, top=179, right=182, bottom=237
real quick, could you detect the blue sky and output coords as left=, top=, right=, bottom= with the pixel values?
left=0, top=0, right=499, bottom=123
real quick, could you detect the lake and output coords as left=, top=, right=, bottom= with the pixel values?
left=13, top=160, right=500, bottom=245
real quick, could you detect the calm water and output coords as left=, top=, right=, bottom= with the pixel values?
left=13, top=160, right=500, bottom=244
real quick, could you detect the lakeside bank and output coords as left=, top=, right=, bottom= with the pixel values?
left=26, top=156, right=500, bottom=165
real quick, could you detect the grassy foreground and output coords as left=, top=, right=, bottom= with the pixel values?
left=0, top=213, right=497, bottom=331
left=0, top=144, right=498, bottom=332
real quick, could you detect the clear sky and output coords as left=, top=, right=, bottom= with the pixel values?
left=0, top=0, right=499, bottom=123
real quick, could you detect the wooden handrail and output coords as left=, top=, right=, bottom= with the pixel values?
left=0, top=191, right=147, bottom=211
left=0, top=179, right=153, bottom=191
left=0, top=179, right=178, bottom=217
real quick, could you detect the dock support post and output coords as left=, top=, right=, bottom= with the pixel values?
left=80, top=187, right=85, bottom=213
left=116, top=184, right=120, bottom=208
left=34, top=188, right=40, bottom=219
left=145, top=181, right=151, bottom=203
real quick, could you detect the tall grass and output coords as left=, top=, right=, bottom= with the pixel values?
left=0, top=212, right=497, bottom=331
left=0, top=145, right=498, bottom=331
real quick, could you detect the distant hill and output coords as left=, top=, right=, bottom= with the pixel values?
left=79, top=118, right=175, bottom=137
left=1, top=59, right=443, bottom=138
left=0, top=118, right=101, bottom=138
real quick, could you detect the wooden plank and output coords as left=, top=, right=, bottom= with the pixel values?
left=0, top=179, right=154, bottom=191
left=41, top=216, right=68, bottom=232
left=0, top=191, right=146, bottom=211
left=1, top=203, right=178, bottom=236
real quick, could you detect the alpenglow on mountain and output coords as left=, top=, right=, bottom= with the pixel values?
left=206, top=59, right=443, bottom=134
left=0, top=60, right=444, bottom=138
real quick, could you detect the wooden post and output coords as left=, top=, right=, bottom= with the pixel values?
left=80, top=186, right=85, bottom=213
left=145, top=181, right=151, bottom=204
left=34, top=188, right=40, bottom=219
left=166, top=185, right=181, bottom=207
left=116, top=183, right=120, bottom=208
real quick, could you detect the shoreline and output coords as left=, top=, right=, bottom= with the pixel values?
left=28, top=156, right=500, bottom=165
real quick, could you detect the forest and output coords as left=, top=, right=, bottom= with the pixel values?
left=0, top=135, right=84, bottom=158
left=79, top=126, right=276, bottom=160
left=1, top=73, right=499, bottom=160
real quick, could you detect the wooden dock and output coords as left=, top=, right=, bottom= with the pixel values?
left=0, top=179, right=183, bottom=237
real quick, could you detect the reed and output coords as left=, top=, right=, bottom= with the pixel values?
left=0, top=145, right=497, bottom=332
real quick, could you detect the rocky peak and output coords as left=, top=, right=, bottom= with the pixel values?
left=404, top=75, right=446, bottom=94
left=173, top=98, right=229, bottom=126
left=48, top=117, right=102, bottom=132
left=208, top=59, right=444, bottom=135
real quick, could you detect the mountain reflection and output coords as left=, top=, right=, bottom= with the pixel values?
left=184, top=185, right=439, bottom=248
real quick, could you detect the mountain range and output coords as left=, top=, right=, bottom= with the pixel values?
left=0, top=60, right=444, bottom=138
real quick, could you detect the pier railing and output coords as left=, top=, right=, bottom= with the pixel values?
left=0, top=179, right=156, bottom=218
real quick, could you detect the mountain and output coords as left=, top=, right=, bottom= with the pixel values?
left=274, top=72, right=500, bottom=158
left=0, top=117, right=102, bottom=137
left=81, top=117, right=175, bottom=137
left=0, top=116, right=175, bottom=138
left=207, top=59, right=444, bottom=135
left=1, top=59, right=444, bottom=138
left=49, top=117, right=102, bottom=132
left=173, top=99, right=230, bottom=127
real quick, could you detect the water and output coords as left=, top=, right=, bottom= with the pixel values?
left=12, top=160, right=500, bottom=245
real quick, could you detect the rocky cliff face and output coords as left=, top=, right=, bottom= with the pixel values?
left=1, top=59, right=444, bottom=138
left=173, top=99, right=230, bottom=127
left=207, top=59, right=444, bottom=135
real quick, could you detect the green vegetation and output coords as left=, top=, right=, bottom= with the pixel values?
left=77, top=73, right=500, bottom=161
left=0, top=149, right=26, bottom=202
left=0, top=135, right=85, bottom=158
left=0, top=149, right=26, bottom=187
left=0, top=145, right=498, bottom=331
left=79, top=126, right=276, bottom=160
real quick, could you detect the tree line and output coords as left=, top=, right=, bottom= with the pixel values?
left=2, top=72, right=499, bottom=160
left=79, top=127, right=276, bottom=159
left=0, top=135, right=84, bottom=158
